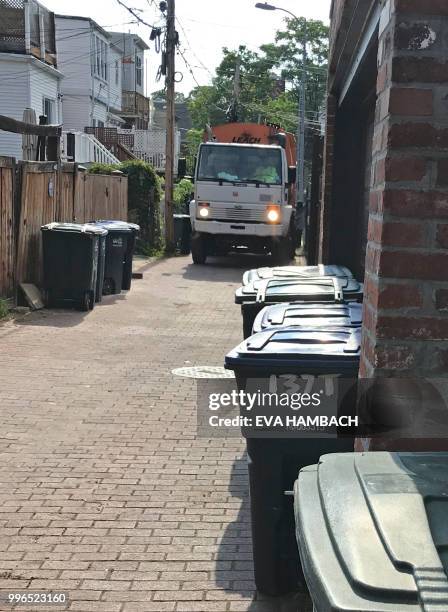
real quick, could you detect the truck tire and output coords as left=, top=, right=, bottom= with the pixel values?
left=271, top=239, right=291, bottom=265
left=191, top=232, right=207, bottom=264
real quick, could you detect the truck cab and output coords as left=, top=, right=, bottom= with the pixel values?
left=189, top=124, right=297, bottom=264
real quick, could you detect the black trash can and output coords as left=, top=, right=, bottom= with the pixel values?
left=95, top=232, right=107, bottom=303
left=235, top=276, right=364, bottom=339
left=294, top=451, right=448, bottom=611
left=252, top=301, right=362, bottom=334
left=41, top=222, right=108, bottom=311
left=92, top=221, right=140, bottom=295
left=224, top=327, right=360, bottom=596
left=242, top=264, right=354, bottom=286
left=173, top=214, right=192, bottom=254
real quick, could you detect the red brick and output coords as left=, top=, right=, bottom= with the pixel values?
left=375, top=345, right=416, bottom=369
left=367, top=217, right=382, bottom=243
left=435, top=289, right=448, bottom=310
left=389, top=123, right=435, bottom=148
left=375, top=158, right=386, bottom=185
left=380, top=250, right=448, bottom=280
left=381, top=221, right=425, bottom=247
left=364, top=275, right=379, bottom=310
left=389, top=88, right=433, bottom=116
left=385, top=157, right=426, bottom=182
left=384, top=190, right=448, bottom=219
left=365, top=243, right=381, bottom=275
left=395, top=23, right=437, bottom=52
left=437, top=160, right=448, bottom=187
left=377, top=316, right=448, bottom=340
left=377, top=63, right=388, bottom=94
left=379, top=283, right=423, bottom=309
left=396, top=0, right=448, bottom=15
left=392, top=57, right=448, bottom=84
left=436, top=224, right=448, bottom=248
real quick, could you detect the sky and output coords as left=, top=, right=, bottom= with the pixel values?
left=44, top=0, right=331, bottom=96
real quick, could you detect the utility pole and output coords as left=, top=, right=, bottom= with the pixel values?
left=227, top=54, right=241, bottom=123
left=297, top=18, right=307, bottom=207
left=164, top=0, right=176, bottom=251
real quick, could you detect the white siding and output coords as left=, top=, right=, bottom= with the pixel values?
left=0, top=56, right=61, bottom=159
left=29, top=62, right=61, bottom=124
left=62, top=95, right=90, bottom=132
left=92, top=100, right=107, bottom=126
left=0, top=58, right=28, bottom=158
left=108, top=45, right=122, bottom=113
left=55, top=18, right=92, bottom=95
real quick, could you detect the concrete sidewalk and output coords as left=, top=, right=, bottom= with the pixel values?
left=0, top=254, right=310, bottom=612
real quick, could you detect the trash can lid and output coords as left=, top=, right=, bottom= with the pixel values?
left=93, top=220, right=140, bottom=233
left=41, top=222, right=108, bottom=235
left=225, top=326, right=361, bottom=371
left=242, top=264, right=354, bottom=286
left=235, top=276, right=363, bottom=305
left=252, top=302, right=363, bottom=334
left=294, top=452, right=448, bottom=611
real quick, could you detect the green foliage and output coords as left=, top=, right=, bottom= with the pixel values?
left=0, top=299, right=8, bottom=320
left=173, top=179, right=194, bottom=213
left=187, top=18, right=329, bottom=132
left=88, top=160, right=163, bottom=253
left=120, top=160, right=163, bottom=253
left=183, top=128, right=202, bottom=174
left=88, top=162, right=120, bottom=174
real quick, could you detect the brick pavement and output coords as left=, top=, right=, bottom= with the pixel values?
left=0, top=254, right=311, bottom=612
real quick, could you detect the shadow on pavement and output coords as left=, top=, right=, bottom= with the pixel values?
left=183, top=253, right=273, bottom=284
left=15, top=294, right=127, bottom=328
left=216, top=455, right=312, bottom=612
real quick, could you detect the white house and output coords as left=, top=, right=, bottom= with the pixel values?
left=55, top=15, right=121, bottom=131
left=109, top=32, right=150, bottom=129
left=0, top=0, right=63, bottom=159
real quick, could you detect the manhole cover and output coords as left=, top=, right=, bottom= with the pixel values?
left=172, top=366, right=234, bottom=379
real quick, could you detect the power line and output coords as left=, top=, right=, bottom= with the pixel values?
left=115, top=0, right=156, bottom=30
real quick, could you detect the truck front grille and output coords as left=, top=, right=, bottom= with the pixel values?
left=209, top=204, right=266, bottom=222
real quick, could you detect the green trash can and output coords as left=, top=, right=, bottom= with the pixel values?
left=294, top=451, right=448, bottom=611
left=41, top=222, right=108, bottom=311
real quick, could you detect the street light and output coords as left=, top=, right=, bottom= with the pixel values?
left=255, top=2, right=307, bottom=209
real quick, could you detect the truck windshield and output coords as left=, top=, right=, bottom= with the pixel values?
left=197, top=145, right=283, bottom=185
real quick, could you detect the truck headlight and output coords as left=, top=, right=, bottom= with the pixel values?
left=198, top=203, right=210, bottom=218
left=266, top=205, right=280, bottom=223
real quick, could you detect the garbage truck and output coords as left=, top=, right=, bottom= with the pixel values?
left=189, top=123, right=297, bottom=264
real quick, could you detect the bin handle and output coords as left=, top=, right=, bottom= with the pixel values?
left=332, top=277, right=344, bottom=303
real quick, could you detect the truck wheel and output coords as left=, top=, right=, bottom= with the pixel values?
left=191, top=233, right=207, bottom=264
left=271, top=239, right=291, bottom=265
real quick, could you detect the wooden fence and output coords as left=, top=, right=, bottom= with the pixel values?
left=0, top=158, right=128, bottom=297
left=0, top=157, right=15, bottom=299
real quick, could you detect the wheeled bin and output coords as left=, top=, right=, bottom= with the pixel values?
left=92, top=221, right=140, bottom=295
left=252, top=302, right=362, bottom=334
left=294, top=451, right=448, bottom=611
left=242, top=263, right=354, bottom=286
left=173, top=214, right=192, bottom=254
left=41, top=222, right=108, bottom=311
left=224, top=326, right=360, bottom=596
left=235, top=276, right=363, bottom=338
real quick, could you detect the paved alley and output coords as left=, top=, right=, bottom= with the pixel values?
left=0, top=255, right=310, bottom=612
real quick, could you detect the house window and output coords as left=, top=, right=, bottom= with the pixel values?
left=43, top=98, right=55, bottom=123
left=115, top=59, right=119, bottom=85
left=136, top=55, right=142, bottom=86
left=93, top=35, right=108, bottom=80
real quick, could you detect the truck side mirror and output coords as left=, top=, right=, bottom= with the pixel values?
left=288, top=166, right=297, bottom=185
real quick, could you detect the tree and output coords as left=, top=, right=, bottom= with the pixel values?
left=186, top=19, right=329, bottom=132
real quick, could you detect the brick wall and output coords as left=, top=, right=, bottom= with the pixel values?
left=361, top=0, right=448, bottom=378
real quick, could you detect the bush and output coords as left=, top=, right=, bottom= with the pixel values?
left=173, top=179, right=194, bottom=213
left=89, top=160, right=163, bottom=254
